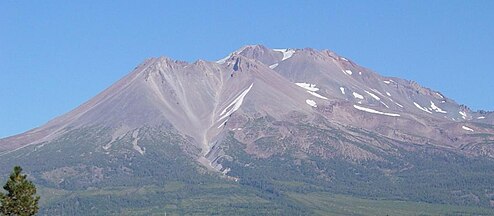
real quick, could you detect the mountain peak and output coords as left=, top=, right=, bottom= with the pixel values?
left=218, top=45, right=357, bottom=70
left=2, top=44, right=494, bottom=213
left=216, top=45, right=297, bottom=65
left=2, top=45, right=494, bottom=167
left=216, top=44, right=267, bottom=64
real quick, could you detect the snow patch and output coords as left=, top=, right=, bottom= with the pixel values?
left=340, top=87, right=345, bottom=95
left=219, top=83, right=254, bottom=121
left=353, top=105, right=400, bottom=117
left=306, top=99, right=317, bottom=107
left=370, top=88, right=384, bottom=96
left=352, top=92, right=364, bottom=100
left=341, top=57, right=348, bottom=61
left=295, top=83, right=319, bottom=91
left=358, top=71, right=362, bottom=75
left=389, top=98, right=403, bottom=108
left=364, top=90, right=380, bottom=101
left=477, top=116, right=486, bottom=119
left=344, top=70, right=353, bottom=75
left=459, top=111, right=467, bottom=119
left=296, top=82, right=328, bottom=99
left=386, top=92, right=391, bottom=96
left=217, top=120, right=227, bottom=128
left=307, top=91, right=328, bottom=100
left=380, top=101, right=390, bottom=108
left=430, top=101, right=447, bottom=113
left=462, top=126, right=474, bottom=132
left=269, top=63, right=279, bottom=69
left=273, top=48, right=296, bottom=61
left=414, top=102, right=432, bottom=114
left=383, top=80, right=391, bottom=84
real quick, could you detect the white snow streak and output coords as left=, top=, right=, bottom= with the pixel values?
left=217, top=120, right=227, bottom=128
left=414, top=102, right=432, bottom=114
left=219, top=83, right=254, bottom=121
left=340, top=87, right=345, bottom=95
left=353, top=105, right=400, bottom=117
left=430, top=101, right=447, bottom=113
left=364, top=90, right=380, bottom=101
left=386, top=92, right=391, bottom=96
left=295, top=83, right=319, bottom=91
left=307, top=91, right=328, bottom=100
left=269, top=63, right=279, bottom=69
left=352, top=92, right=364, bottom=100
left=477, top=116, right=486, bottom=119
left=380, top=101, right=390, bottom=108
left=459, top=111, right=467, bottom=119
left=344, top=70, right=353, bottom=75
left=306, top=99, right=317, bottom=107
left=389, top=98, right=404, bottom=108
left=295, top=82, right=328, bottom=100
left=341, top=57, right=348, bottom=61
left=462, top=126, right=474, bottom=132
left=383, top=80, right=391, bottom=84
left=273, top=49, right=296, bottom=61
left=370, top=88, right=383, bottom=95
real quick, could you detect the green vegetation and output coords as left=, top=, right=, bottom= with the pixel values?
left=0, top=166, right=40, bottom=216
left=220, top=131, right=494, bottom=208
left=35, top=183, right=494, bottom=215
left=38, top=183, right=305, bottom=215
left=287, top=192, right=494, bottom=216
left=0, top=124, right=493, bottom=214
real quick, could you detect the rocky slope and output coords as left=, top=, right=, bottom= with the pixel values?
left=1, top=45, right=493, bottom=213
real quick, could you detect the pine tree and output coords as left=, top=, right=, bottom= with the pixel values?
left=0, top=166, right=40, bottom=216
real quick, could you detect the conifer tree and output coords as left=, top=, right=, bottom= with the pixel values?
left=0, top=166, right=40, bottom=216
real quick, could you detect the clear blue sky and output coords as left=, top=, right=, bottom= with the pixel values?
left=1, top=0, right=493, bottom=138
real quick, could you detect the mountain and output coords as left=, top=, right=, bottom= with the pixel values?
left=1, top=45, right=494, bottom=215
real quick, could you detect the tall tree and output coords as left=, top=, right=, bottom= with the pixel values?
left=0, top=166, right=40, bottom=216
